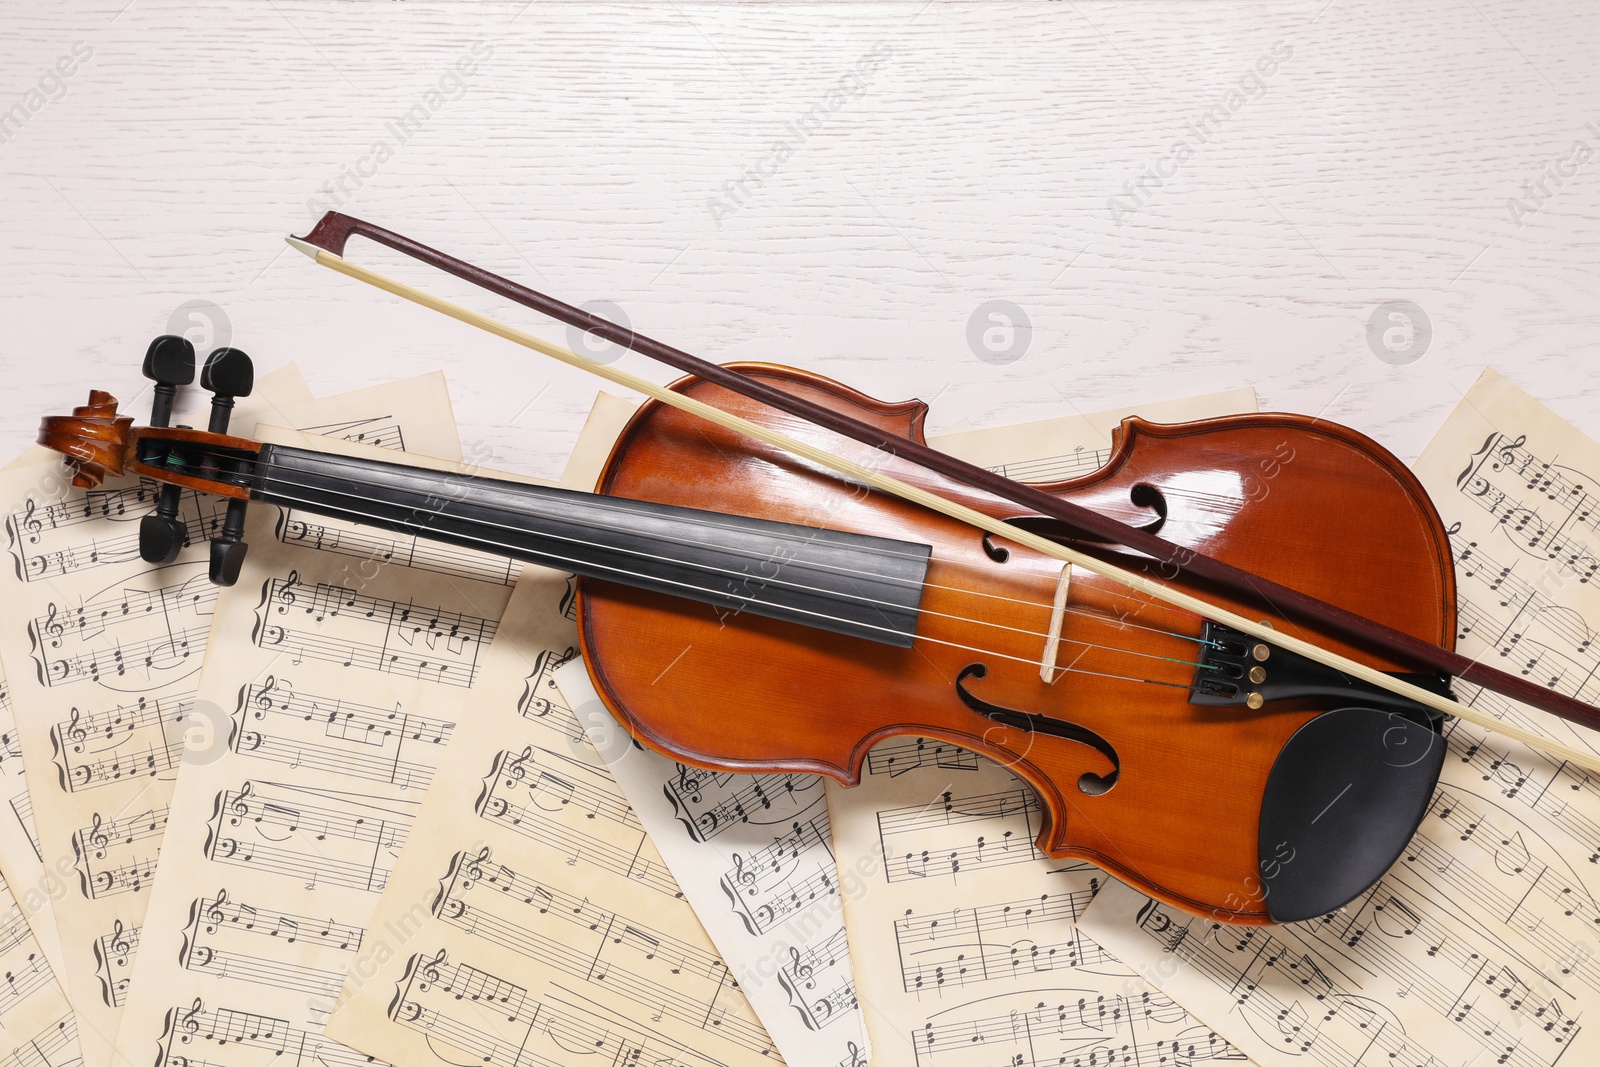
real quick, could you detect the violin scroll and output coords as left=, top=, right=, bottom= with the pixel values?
left=36, top=390, right=134, bottom=490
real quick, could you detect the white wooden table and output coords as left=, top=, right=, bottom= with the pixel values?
left=3, top=0, right=1597, bottom=477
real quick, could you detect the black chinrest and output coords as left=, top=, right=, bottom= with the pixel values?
left=1258, top=706, right=1444, bottom=923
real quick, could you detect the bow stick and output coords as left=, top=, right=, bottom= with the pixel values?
left=286, top=214, right=1600, bottom=770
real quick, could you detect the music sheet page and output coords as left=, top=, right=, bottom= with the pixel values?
left=89, top=395, right=512, bottom=1067
left=1079, top=367, right=1600, bottom=1067
left=824, top=389, right=1259, bottom=1067
left=325, top=569, right=784, bottom=1067
left=0, top=365, right=312, bottom=984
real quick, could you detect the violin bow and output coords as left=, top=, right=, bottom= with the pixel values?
left=286, top=213, right=1600, bottom=768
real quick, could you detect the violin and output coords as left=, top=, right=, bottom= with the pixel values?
left=34, top=213, right=1600, bottom=926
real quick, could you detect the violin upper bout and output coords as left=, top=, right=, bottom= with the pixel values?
left=716, top=361, right=933, bottom=443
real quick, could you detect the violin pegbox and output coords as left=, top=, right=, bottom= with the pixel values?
left=36, top=334, right=257, bottom=585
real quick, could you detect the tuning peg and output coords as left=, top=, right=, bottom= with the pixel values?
left=195, top=346, right=255, bottom=584
left=200, top=347, right=254, bottom=434
left=209, top=500, right=249, bottom=586
left=139, top=511, right=187, bottom=564
left=139, top=336, right=197, bottom=564
left=142, top=335, right=196, bottom=428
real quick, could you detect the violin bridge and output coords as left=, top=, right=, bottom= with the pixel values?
left=1040, top=564, right=1072, bottom=684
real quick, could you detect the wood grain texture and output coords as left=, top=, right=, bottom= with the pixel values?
left=2, top=0, right=1598, bottom=483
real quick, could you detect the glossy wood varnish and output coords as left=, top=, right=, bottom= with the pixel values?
left=575, top=364, right=1456, bottom=923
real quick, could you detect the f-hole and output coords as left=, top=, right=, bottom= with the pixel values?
left=954, top=663, right=1119, bottom=795
left=980, top=484, right=1169, bottom=563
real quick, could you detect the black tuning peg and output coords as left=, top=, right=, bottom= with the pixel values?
left=200, top=347, right=254, bottom=433
left=139, top=336, right=197, bottom=564
left=201, top=347, right=254, bottom=586
left=142, top=335, right=195, bottom=427
left=209, top=502, right=249, bottom=586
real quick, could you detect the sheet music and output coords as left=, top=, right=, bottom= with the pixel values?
left=523, top=390, right=868, bottom=1067
left=112, top=409, right=523, bottom=1067
left=326, top=569, right=784, bottom=1067
left=1078, top=366, right=1600, bottom=1067
left=0, top=366, right=310, bottom=984
left=0, top=374, right=461, bottom=1067
left=0, top=864, right=83, bottom=1067
left=554, top=662, right=867, bottom=1067
left=0, top=452, right=72, bottom=988
left=0, top=364, right=323, bottom=1028
left=824, top=389, right=1259, bottom=1067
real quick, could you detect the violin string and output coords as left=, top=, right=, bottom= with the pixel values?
left=254, top=479, right=1198, bottom=689
left=221, top=459, right=1216, bottom=685
left=184, top=447, right=1222, bottom=654
left=191, top=444, right=1214, bottom=629
left=245, top=467, right=1216, bottom=676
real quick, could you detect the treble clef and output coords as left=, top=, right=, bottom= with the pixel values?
left=108, top=919, right=132, bottom=960
left=253, top=675, right=287, bottom=718
left=674, top=763, right=705, bottom=804
left=419, top=947, right=447, bottom=985
left=205, top=889, right=229, bottom=931
left=789, top=946, right=816, bottom=989
left=505, top=746, right=535, bottom=784
left=178, top=997, right=203, bottom=1038
left=21, top=499, right=43, bottom=543
left=229, top=782, right=255, bottom=821
left=66, top=707, right=87, bottom=747
left=274, top=570, right=302, bottom=614
left=42, top=603, right=64, bottom=646
left=463, top=845, right=492, bottom=883
left=730, top=853, right=757, bottom=891
left=88, top=812, right=110, bottom=856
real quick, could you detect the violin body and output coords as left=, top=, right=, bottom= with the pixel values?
left=577, top=364, right=1457, bottom=924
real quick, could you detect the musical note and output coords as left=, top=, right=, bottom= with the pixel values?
left=253, top=575, right=497, bottom=688
left=71, top=806, right=165, bottom=899
left=177, top=891, right=361, bottom=998
left=205, top=782, right=414, bottom=894
left=471, top=746, right=677, bottom=899
left=295, top=414, right=407, bottom=451
left=276, top=508, right=522, bottom=587
left=48, top=693, right=192, bottom=792
left=231, top=678, right=452, bottom=791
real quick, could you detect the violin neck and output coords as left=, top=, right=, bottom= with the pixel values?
left=249, top=444, right=930, bottom=647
